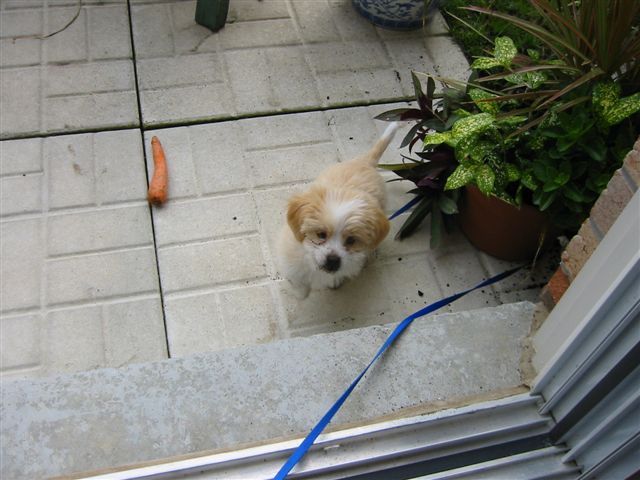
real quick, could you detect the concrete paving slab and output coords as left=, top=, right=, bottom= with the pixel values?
left=0, top=130, right=167, bottom=380
left=0, top=301, right=535, bottom=480
left=129, top=0, right=451, bottom=127
left=143, top=105, right=546, bottom=357
left=0, top=0, right=138, bottom=138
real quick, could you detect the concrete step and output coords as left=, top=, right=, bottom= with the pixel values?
left=1, top=302, right=536, bottom=479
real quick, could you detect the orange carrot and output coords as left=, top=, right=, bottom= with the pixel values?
left=147, top=136, right=168, bottom=205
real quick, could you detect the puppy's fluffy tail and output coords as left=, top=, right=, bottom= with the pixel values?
left=363, top=121, right=399, bottom=166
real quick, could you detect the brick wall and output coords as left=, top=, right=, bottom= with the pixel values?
left=540, top=137, right=640, bottom=309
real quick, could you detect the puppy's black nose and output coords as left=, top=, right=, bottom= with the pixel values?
left=324, top=254, right=341, bottom=272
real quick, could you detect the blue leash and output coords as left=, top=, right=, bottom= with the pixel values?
left=273, top=263, right=524, bottom=479
left=388, top=195, right=422, bottom=220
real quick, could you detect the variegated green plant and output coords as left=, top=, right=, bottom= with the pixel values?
left=378, top=0, right=639, bottom=240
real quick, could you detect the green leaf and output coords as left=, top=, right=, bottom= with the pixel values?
left=444, top=165, right=474, bottom=190
left=395, top=196, right=433, bottom=240
left=426, top=76, right=436, bottom=99
left=505, top=163, right=521, bottom=182
left=452, top=108, right=472, bottom=119
left=438, top=195, right=459, bottom=215
left=374, top=108, right=424, bottom=122
left=524, top=71, right=546, bottom=89
left=533, top=189, right=558, bottom=211
left=471, top=57, right=503, bottom=70
left=563, top=183, right=588, bottom=203
left=505, top=72, right=526, bottom=85
left=533, top=162, right=555, bottom=183
left=527, top=49, right=540, bottom=61
left=467, top=140, right=497, bottom=163
left=496, top=115, right=527, bottom=126
left=579, top=136, right=607, bottom=163
left=520, top=171, right=537, bottom=190
left=455, top=133, right=481, bottom=162
left=494, top=36, right=517, bottom=66
left=593, top=82, right=640, bottom=126
left=424, top=131, right=454, bottom=147
left=451, top=113, right=495, bottom=139
left=469, top=88, right=499, bottom=114
left=399, top=122, right=423, bottom=149
left=411, top=70, right=425, bottom=104
left=474, top=164, right=496, bottom=195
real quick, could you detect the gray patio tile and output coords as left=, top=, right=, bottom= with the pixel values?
left=218, top=18, right=300, bottom=49
left=130, top=0, right=444, bottom=126
left=45, top=90, right=139, bottom=133
left=47, top=206, right=153, bottom=256
left=253, top=184, right=301, bottom=257
left=428, top=240, right=502, bottom=313
left=0, top=314, right=41, bottom=371
left=305, top=41, right=391, bottom=72
left=227, top=0, right=290, bottom=21
left=164, top=283, right=281, bottom=357
left=0, top=219, right=42, bottom=312
left=129, top=3, right=176, bottom=57
left=0, top=1, right=137, bottom=138
left=0, top=130, right=167, bottom=379
left=157, top=236, right=267, bottom=294
left=152, top=194, right=258, bottom=247
left=163, top=292, right=224, bottom=355
left=218, top=285, right=279, bottom=346
left=46, top=130, right=148, bottom=209
left=245, top=143, right=339, bottom=188
left=328, top=0, right=381, bottom=41
left=0, top=68, right=41, bottom=136
left=87, top=4, right=132, bottom=59
left=137, top=54, right=223, bottom=90
left=290, top=0, right=341, bottom=43
left=45, top=298, right=166, bottom=371
left=224, top=46, right=321, bottom=116
left=241, top=110, right=333, bottom=150
left=0, top=137, right=41, bottom=175
left=140, top=83, right=234, bottom=127
left=45, top=6, right=88, bottom=63
left=46, top=306, right=107, bottom=370
left=424, top=34, right=472, bottom=85
left=0, top=36, right=41, bottom=67
left=102, top=298, right=167, bottom=364
left=46, top=61, right=134, bottom=95
left=0, top=174, right=41, bottom=216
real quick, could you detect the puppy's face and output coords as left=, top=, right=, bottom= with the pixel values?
left=287, top=186, right=389, bottom=275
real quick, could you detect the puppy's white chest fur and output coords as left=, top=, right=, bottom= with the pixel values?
left=277, top=123, right=398, bottom=299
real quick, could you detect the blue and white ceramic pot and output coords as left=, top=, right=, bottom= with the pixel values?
left=352, top=0, right=425, bottom=30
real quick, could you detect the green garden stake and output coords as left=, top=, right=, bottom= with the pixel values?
left=195, top=0, right=230, bottom=32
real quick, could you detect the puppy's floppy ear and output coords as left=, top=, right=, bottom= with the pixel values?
left=287, top=186, right=326, bottom=242
left=287, top=193, right=309, bottom=242
left=371, top=207, right=390, bottom=248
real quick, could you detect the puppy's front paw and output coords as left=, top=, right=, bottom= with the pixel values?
left=329, top=277, right=346, bottom=290
left=288, top=281, right=311, bottom=300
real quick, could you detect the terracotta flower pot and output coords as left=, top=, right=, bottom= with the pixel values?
left=458, top=186, right=554, bottom=262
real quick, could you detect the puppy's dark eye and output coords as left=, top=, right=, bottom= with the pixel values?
left=345, top=236, right=356, bottom=246
left=317, top=231, right=327, bottom=240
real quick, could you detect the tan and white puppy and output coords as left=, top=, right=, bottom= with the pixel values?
left=278, top=122, right=398, bottom=299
